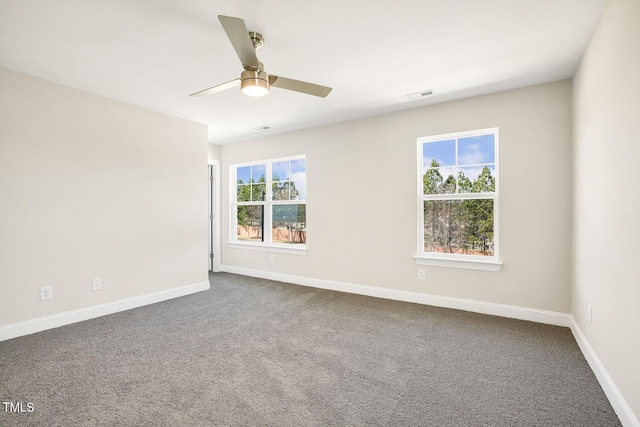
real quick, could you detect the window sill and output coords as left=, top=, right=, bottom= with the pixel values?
left=227, top=241, right=307, bottom=255
left=414, top=255, right=502, bottom=272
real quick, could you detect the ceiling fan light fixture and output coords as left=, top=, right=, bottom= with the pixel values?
left=241, top=69, right=270, bottom=97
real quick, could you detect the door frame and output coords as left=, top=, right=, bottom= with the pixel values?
left=208, top=159, right=222, bottom=272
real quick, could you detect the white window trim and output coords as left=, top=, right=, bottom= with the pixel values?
left=229, top=155, right=307, bottom=253
left=227, top=241, right=307, bottom=255
left=415, top=128, right=502, bottom=271
left=413, top=255, right=502, bottom=272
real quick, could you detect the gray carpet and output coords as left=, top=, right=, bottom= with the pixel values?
left=0, top=272, right=621, bottom=426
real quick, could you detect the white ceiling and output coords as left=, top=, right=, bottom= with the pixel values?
left=0, top=0, right=606, bottom=145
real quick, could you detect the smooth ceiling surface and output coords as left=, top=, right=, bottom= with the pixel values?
left=0, top=0, right=606, bottom=144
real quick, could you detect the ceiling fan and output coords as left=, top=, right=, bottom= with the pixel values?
left=190, top=15, right=332, bottom=98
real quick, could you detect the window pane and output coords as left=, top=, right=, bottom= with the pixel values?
left=237, top=166, right=251, bottom=184
left=458, top=165, right=495, bottom=193
left=423, top=139, right=455, bottom=168
left=252, top=164, right=266, bottom=182
left=272, top=181, right=290, bottom=201
left=251, top=183, right=266, bottom=201
left=292, top=180, right=306, bottom=200
left=423, top=200, right=464, bottom=254
left=271, top=179, right=305, bottom=201
left=423, top=200, right=494, bottom=256
left=423, top=168, right=457, bottom=195
left=290, top=159, right=306, bottom=176
left=459, top=134, right=495, bottom=165
left=237, top=206, right=264, bottom=241
left=460, top=199, right=494, bottom=255
left=237, top=184, right=251, bottom=202
left=272, top=161, right=288, bottom=182
left=272, top=204, right=306, bottom=244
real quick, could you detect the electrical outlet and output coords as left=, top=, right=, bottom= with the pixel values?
left=418, top=269, right=426, bottom=280
left=40, top=286, right=53, bottom=301
left=92, top=278, right=101, bottom=291
left=269, top=254, right=275, bottom=263
left=587, top=304, right=593, bottom=324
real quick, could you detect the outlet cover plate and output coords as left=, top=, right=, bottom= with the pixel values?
left=40, top=286, right=53, bottom=301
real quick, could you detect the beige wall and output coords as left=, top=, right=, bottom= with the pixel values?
left=0, top=67, right=209, bottom=326
left=221, top=80, right=573, bottom=313
left=208, top=143, right=222, bottom=160
left=572, top=0, right=640, bottom=421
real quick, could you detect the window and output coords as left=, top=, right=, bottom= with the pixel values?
left=416, top=128, right=501, bottom=271
left=231, top=156, right=307, bottom=253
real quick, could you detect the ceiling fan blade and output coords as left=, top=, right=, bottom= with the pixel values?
left=269, top=75, right=332, bottom=98
left=218, top=15, right=260, bottom=70
left=190, top=78, right=240, bottom=97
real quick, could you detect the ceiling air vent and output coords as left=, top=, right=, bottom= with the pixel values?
left=406, top=89, right=434, bottom=100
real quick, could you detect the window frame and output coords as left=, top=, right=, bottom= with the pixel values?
left=229, top=155, right=307, bottom=255
left=415, top=128, right=502, bottom=271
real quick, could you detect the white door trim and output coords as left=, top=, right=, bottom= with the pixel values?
left=208, top=159, right=222, bottom=272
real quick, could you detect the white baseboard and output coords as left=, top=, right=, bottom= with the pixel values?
left=0, top=281, right=210, bottom=342
left=220, top=265, right=570, bottom=327
left=570, top=316, right=640, bottom=427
